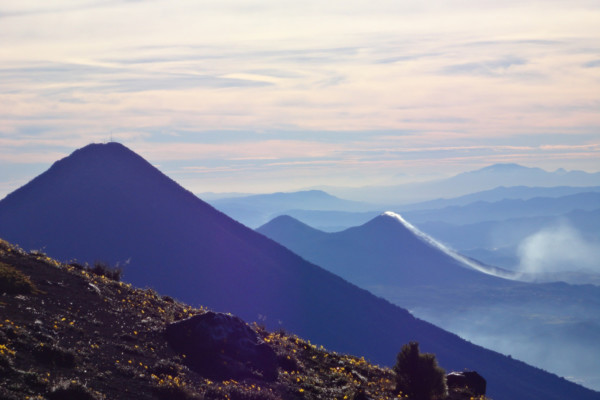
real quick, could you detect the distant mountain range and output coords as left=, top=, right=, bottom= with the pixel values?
left=208, top=190, right=372, bottom=228
left=400, top=185, right=600, bottom=211
left=233, top=189, right=600, bottom=283
left=257, top=213, right=600, bottom=391
left=402, top=192, right=600, bottom=225
left=323, top=163, right=600, bottom=204
left=207, top=184, right=600, bottom=231
left=1, top=142, right=598, bottom=400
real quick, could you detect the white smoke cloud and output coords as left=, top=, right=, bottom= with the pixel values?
left=383, top=211, right=517, bottom=279
left=517, top=221, right=600, bottom=275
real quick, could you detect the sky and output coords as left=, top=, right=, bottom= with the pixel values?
left=1, top=0, right=599, bottom=197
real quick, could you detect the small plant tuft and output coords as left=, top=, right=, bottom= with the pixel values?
left=0, top=262, right=38, bottom=295
left=89, top=262, right=122, bottom=281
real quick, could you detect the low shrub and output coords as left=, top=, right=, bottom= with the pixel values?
left=0, top=262, right=38, bottom=295
left=162, top=295, right=175, bottom=303
left=393, top=342, right=447, bottom=400
left=89, top=262, right=122, bottom=281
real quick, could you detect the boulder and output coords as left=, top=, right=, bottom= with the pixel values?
left=165, top=311, right=278, bottom=381
left=447, top=371, right=486, bottom=396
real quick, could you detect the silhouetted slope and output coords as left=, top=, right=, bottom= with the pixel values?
left=1, top=143, right=598, bottom=400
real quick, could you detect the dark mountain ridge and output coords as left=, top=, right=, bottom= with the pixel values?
left=0, top=142, right=598, bottom=400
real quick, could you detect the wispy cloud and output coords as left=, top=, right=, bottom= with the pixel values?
left=583, top=59, right=600, bottom=68
left=442, top=56, right=528, bottom=77
left=0, top=0, right=599, bottom=194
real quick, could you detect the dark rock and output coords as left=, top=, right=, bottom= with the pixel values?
left=165, top=311, right=278, bottom=381
left=447, top=371, right=486, bottom=396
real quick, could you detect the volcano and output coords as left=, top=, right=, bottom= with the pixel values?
left=257, top=212, right=516, bottom=288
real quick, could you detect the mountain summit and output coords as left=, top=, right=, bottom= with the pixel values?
left=1, top=143, right=599, bottom=400
left=259, top=211, right=514, bottom=288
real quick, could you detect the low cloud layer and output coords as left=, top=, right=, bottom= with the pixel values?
left=517, top=221, right=600, bottom=274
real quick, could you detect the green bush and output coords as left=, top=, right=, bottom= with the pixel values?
left=0, top=262, right=38, bottom=295
left=393, top=342, right=447, bottom=400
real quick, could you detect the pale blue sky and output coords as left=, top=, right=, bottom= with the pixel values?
left=1, top=0, right=599, bottom=196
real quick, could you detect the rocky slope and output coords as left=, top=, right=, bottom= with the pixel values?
left=0, top=238, right=481, bottom=400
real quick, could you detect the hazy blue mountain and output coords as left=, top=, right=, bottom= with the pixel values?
left=258, top=213, right=516, bottom=287
left=282, top=191, right=600, bottom=232
left=257, top=214, right=600, bottom=391
left=208, top=190, right=375, bottom=228
left=401, top=192, right=600, bottom=225
left=325, top=163, right=600, bottom=203
left=417, top=208, right=600, bottom=254
left=400, top=185, right=600, bottom=211
left=279, top=209, right=381, bottom=232
left=3, top=143, right=598, bottom=399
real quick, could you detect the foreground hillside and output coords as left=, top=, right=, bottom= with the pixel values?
left=0, top=238, right=483, bottom=400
